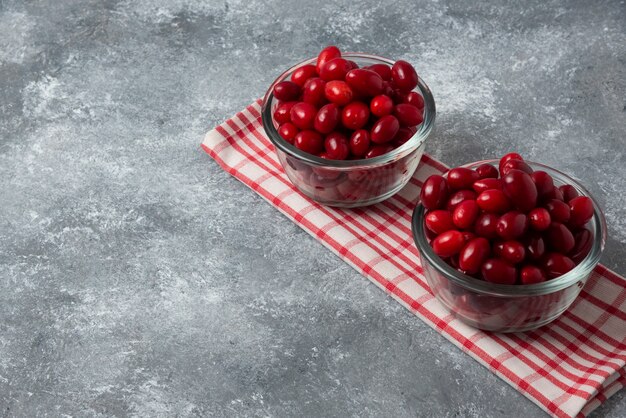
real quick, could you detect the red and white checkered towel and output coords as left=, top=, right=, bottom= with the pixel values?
left=201, top=99, right=626, bottom=418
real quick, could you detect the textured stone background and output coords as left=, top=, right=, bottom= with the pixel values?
left=0, top=0, right=624, bottom=416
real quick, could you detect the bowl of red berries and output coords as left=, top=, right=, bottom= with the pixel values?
left=411, top=153, right=607, bottom=332
left=261, top=46, right=435, bottom=207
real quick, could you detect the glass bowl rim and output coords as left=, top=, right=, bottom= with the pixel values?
left=261, top=52, right=436, bottom=169
left=411, top=159, right=608, bottom=297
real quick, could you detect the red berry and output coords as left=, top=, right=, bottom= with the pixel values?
left=531, top=171, right=554, bottom=199
left=367, top=63, right=392, bottom=81
left=447, top=190, right=477, bottom=211
left=324, top=81, right=353, bottom=106
left=500, top=159, right=533, bottom=177
left=393, top=103, right=423, bottom=127
left=391, top=60, right=418, bottom=92
left=525, top=233, right=546, bottom=261
left=544, top=186, right=565, bottom=202
left=496, top=211, right=528, bottom=240
left=324, top=132, right=349, bottom=160
left=341, top=101, right=370, bottom=130
left=448, top=167, right=480, bottom=191
left=502, top=169, right=538, bottom=212
left=349, top=129, right=370, bottom=157
left=459, top=237, right=490, bottom=274
left=499, top=240, right=526, bottom=264
left=476, top=189, right=511, bottom=213
left=545, top=199, right=571, bottom=223
left=472, top=178, right=502, bottom=194
left=403, top=91, right=425, bottom=109
left=393, top=127, right=417, bottom=146
left=569, top=228, right=593, bottom=263
left=420, top=175, right=449, bottom=210
left=499, top=152, right=524, bottom=173
left=316, top=46, right=341, bottom=74
left=475, top=163, right=499, bottom=179
left=432, top=230, right=466, bottom=257
left=370, top=115, right=400, bottom=144
left=568, top=196, right=593, bottom=228
left=520, top=265, right=546, bottom=284
left=313, top=103, right=340, bottom=134
left=294, top=130, right=323, bottom=155
left=319, top=58, right=352, bottom=81
left=474, top=213, right=499, bottom=239
left=345, top=69, right=384, bottom=97
left=546, top=222, right=575, bottom=253
left=302, top=78, right=327, bottom=107
left=370, top=95, right=394, bottom=117
left=425, top=210, right=455, bottom=235
left=273, top=81, right=301, bottom=101
left=559, top=184, right=579, bottom=202
left=278, top=123, right=298, bottom=143
left=481, top=258, right=517, bottom=284
left=273, top=101, right=297, bottom=124
left=528, top=207, right=551, bottom=231
left=291, top=64, right=318, bottom=86
left=452, top=199, right=480, bottom=230
left=289, top=102, right=318, bottom=130
left=542, top=253, right=575, bottom=279
left=364, top=145, right=393, bottom=159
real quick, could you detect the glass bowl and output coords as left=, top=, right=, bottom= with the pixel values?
left=411, top=160, right=607, bottom=332
left=261, top=53, right=436, bottom=207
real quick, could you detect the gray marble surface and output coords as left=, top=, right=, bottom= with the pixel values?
left=0, top=0, right=624, bottom=416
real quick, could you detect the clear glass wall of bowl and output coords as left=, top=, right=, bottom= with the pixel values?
left=262, top=53, right=435, bottom=208
left=412, top=161, right=606, bottom=332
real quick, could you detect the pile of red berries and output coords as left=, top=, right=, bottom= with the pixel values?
left=272, top=46, right=425, bottom=160
left=420, top=153, right=595, bottom=285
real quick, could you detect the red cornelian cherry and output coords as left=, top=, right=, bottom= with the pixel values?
left=447, top=190, right=477, bottom=211
left=420, top=175, right=449, bottom=210
left=370, top=115, right=400, bottom=144
left=502, top=169, right=538, bottom=212
left=391, top=60, right=418, bottom=92
left=520, top=265, right=546, bottom=284
left=531, top=171, right=554, bottom=199
left=496, top=211, right=528, bottom=240
left=475, top=164, right=499, bottom=179
left=290, top=102, right=318, bottom=130
left=481, top=258, right=517, bottom=284
left=546, top=222, right=575, bottom=253
left=319, top=58, right=352, bottom=81
left=314, top=103, right=340, bottom=134
left=459, top=237, right=490, bottom=274
left=316, top=46, right=341, bottom=74
left=349, top=129, right=370, bottom=157
left=543, top=186, right=564, bottom=202
left=324, top=80, right=353, bottom=106
left=432, top=230, right=466, bottom=257
left=403, top=91, right=425, bottom=109
left=291, top=64, right=318, bottom=86
left=528, top=207, right=551, bottom=231
left=367, top=64, right=392, bottom=81
left=302, top=78, right=327, bottom=107
left=474, top=212, right=499, bottom=239
left=273, top=81, right=301, bottom=101
left=345, top=69, right=384, bottom=97
left=499, top=152, right=524, bottom=173
left=274, top=101, right=297, bottom=124
left=473, top=178, right=502, bottom=194
left=425, top=210, right=455, bottom=235
left=452, top=199, right=480, bottom=230
left=525, top=233, right=545, bottom=261
left=500, top=159, right=533, bottom=177
left=294, top=130, right=323, bottom=154
left=476, top=189, right=511, bottom=213
left=393, top=127, right=416, bottom=146
left=569, top=228, right=593, bottom=263
left=545, top=199, right=570, bottom=223
left=365, top=145, right=393, bottom=158
left=448, top=167, right=480, bottom=191
left=559, top=184, right=579, bottom=202
left=324, top=132, right=349, bottom=160
left=542, top=253, right=575, bottom=279
left=394, top=103, right=423, bottom=127
left=499, top=240, right=526, bottom=264
left=568, top=196, right=593, bottom=228
left=278, top=123, right=298, bottom=143
left=370, top=95, right=394, bottom=117
left=341, top=101, right=370, bottom=130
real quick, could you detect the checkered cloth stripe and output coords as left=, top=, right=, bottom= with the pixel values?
left=201, top=100, right=626, bottom=418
